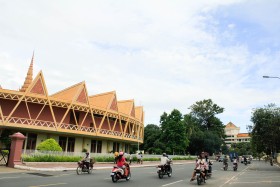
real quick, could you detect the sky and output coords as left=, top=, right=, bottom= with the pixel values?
left=1, top=0, right=280, bottom=133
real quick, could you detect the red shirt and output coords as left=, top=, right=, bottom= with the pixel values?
left=117, top=157, right=126, bottom=167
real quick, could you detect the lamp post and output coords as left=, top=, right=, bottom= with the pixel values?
left=263, top=76, right=280, bottom=79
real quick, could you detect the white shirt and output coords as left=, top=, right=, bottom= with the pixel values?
left=161, top=156, right=169, bottom=165
left=84, top=155, right=90, bottom=162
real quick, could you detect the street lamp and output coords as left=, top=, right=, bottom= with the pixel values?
left=263, top=76, right=280, bottom=79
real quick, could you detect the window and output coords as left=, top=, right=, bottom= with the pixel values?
left=26, top=133, right=37, bottom=150
left=91, top=140, right=102, bottom=153
left=59, top=136, right=67, bottom=151
left=67, top=137, right=75, bottom=152
left=113, top=142, right=120, bottom=153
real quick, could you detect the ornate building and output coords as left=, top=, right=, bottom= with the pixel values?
left=0, top=55, right=144, bottom=153
left=224, top=122, right=250, bottom=146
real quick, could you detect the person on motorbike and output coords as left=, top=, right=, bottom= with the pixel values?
left=190, top=153, right=206, bottom=181
left=82, top=152, right=90, bottom=170
left=243, top=156, right=247, bottom=164
left=161, top=153, right=171, bottom=172
left=233, top=156, right=238, bottom=168
left=223, top=155, right=228, bottom=167
left=116, top=151, right=128, bottom=176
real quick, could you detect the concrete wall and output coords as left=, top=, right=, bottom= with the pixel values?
left=74, top=137, right=83, bottom=153
left=83, top=138, right=91, bottom=152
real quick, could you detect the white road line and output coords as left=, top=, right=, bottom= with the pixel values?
left=162, top=180, right=183, bottom=186
left=29, top=183, right=67, bottom=187
left=0, top=176, right=20, bottom=180
left=230, top=181, right=280, bottom=184
left=219, top=166, right=249, bottom=187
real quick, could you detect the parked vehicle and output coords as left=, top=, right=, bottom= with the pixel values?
left=195, top=169, right=205, bottom=185
left=76, top=160, right=94, bottom=175
left=157, top=159, right=172, bottom=179
left=111, top=163, right=131, bottom=183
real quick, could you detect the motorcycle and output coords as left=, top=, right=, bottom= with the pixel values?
left=76, top=160, right=94, bottom=175
left=270, top=159, right=273, bottom=166
left=110, top=163, right=131, bottom=183
left=157, top=159, right=173, bottom=179
left=233, top=163, right=238, bottom=171
left=195, top=169, right=205, bottom=185
left=244, top=160, right=247, bottom=166
left=206, top=161, right=212, bottom=178
left=223, top=162, right=228, bottom=171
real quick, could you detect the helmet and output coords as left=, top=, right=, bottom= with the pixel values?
left=163, top=153, right=167, bottom=157
left=119, top=151, right=124, bottom=156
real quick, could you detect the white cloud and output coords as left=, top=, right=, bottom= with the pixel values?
left=0, top=0, right=280, bottom=133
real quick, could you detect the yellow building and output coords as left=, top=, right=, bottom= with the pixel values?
left=224, top=122, right=250, bottom=146
left=0, top=55, right=144, bottom=154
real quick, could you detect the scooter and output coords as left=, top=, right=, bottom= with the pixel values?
left=206, top=161, right=212, bottom=178
left=76, top=160, right=93, bottom=175
left=195, top=169, right=205, bottom=185
left=110, top=163, right=131, bottom=183
left=223, top=162, right=228, bottom=171
left=233, top=163, right=238, bottom=171
left=157, top=160, right=173, bottom=179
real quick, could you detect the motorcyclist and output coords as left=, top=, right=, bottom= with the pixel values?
left=223, top=155, right=228, bottom=167
left=233, top=156, right=238, bottom=168
left=116, top=151, right=128, bottom=176
left=190, top=153, right=206, bottom=182
left=161, top=153, right=171, bottom=172
left=82, top=152, right=90, bottom=170
left=243, top=156, right=247, bottom=164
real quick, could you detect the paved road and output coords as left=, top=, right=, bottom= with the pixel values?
left=0, top=161, right=279, bottom=187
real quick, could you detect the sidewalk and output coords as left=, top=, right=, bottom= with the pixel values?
left=1, top=160, right=194, bottom=172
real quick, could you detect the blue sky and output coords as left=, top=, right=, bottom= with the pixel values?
left=1, top=0, right=280, bottom=133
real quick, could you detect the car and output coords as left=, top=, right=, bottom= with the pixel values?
left=218, top=157, right=224, bottom=162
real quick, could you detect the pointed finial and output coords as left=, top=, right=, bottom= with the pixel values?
left=19, top=53, right=34, bottom=92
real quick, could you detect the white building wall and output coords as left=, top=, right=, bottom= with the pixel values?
left=75, top=137, right=83, bottom=153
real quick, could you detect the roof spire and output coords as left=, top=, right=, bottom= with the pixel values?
left=19, top=52, right=34, bottom=92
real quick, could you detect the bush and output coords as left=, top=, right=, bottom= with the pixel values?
left=36, top=138, right=62, bottom=151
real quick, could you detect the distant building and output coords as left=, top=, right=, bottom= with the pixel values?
left=224, top=122, right=250, bottom=146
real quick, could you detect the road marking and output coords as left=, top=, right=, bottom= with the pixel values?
left=162, top=180, right=183, bottom=186
left=219, top=166, right=248, bottom=187
left=29, top=183, right=67, bottom=187
left=0, top=176, right=20, bottom=180
left=230, top=181, right=280, bottom=184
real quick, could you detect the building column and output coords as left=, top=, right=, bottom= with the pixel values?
left=8, top=132, right=26, bottom=168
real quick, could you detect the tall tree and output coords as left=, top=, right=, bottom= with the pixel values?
left=189, top=99, right=224, bottom=130
left=186, top=99, right=225, bottom=155
left=160, top=109, right=188, bottom=155
left=251, top=104, right=280, bottom=155
left=141, top=124, right=162, bottom=154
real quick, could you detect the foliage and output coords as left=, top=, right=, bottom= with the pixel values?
left=189, top=99, right=224, bottom=130
left=229, top=142, right=252, bottom=156
left=251, top=104, right=280, bottom=155
left=160, top=109, right=188, bottom=155
left=142, top=124, right=162, bottom=154
left=0, top=129, right=13, bottom=148
left=36, top=138, right=62, bottom=151
left=21, top=154, right=192, bottom=162
left=185, top=99, right=225, bottom=155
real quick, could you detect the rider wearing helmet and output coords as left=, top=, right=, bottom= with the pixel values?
left=83, top=152, right=91, bottom=170
left=116, top=151, right=128, bottom=176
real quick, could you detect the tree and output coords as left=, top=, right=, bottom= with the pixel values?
left=36, top=138, right=62, bottom=151
left=142, top=124, right=162, bottom=154
left=160, top=109, right=188, bottom=155
left=189, top=99, right=224, bottom=130
left=186, top=99, right=225, bottom=155
left=251, top=104, right=280, bottom=155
